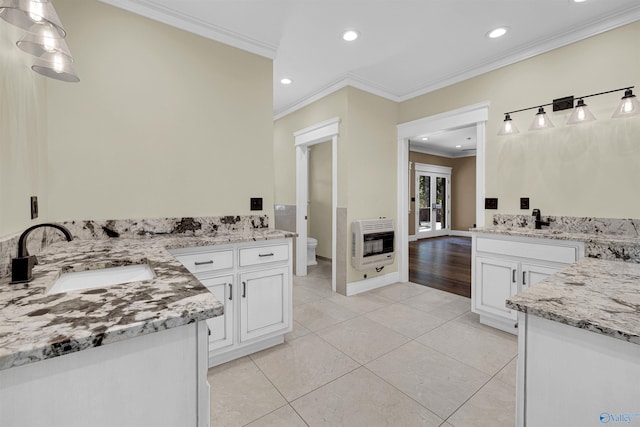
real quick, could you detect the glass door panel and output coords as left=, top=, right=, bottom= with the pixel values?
left=415, top=170, right=450, bottom=239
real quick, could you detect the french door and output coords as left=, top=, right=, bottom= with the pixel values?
left=415, top=164, right=451, bottom=239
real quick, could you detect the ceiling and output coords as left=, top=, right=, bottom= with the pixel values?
left=101, top=0, right=640, bottom=120
left=409, top=125, right=477, bottom=158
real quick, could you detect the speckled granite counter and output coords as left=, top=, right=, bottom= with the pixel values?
left=478, top=214, right=640, bottom=263
left=506, top=258, right=640, bottom=345
left=0, top=228, right=295, bottom=371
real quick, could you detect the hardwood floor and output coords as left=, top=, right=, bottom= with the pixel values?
left=409, top=236, right=472, bottom=298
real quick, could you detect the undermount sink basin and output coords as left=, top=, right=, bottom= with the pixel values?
left=48, top=264, right=155, bottom=295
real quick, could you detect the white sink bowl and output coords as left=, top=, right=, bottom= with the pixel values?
left=48, top=264, right=155, bottom=295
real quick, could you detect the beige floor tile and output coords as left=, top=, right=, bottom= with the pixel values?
left=327, top=292, right=393, bottom=314
left=369, top=282, right=429, bottom=301
left=494, top=356, right=517, bottom=388
left=427, top=298, right=471, bottom=321
left=416, top=322, right=517, bottom=376
left=208, top=357, right=287, bottom=427
left=317, top=316, right=411, bottom=364
left=293, top=285, right=324, bottom=306
left=293, top=299, right=358, bottom=331
left=453, top=311, right=518, bottom=339
left=284, top=321, right=312, bottom=342
left=447, top=378, right=516, bottom=427
left=366, top=341, right=490, bottom=419
left=403, top=288, right=466, bottom=313
left=294, top=277, right=335, bottom=298
left=250, top=334, right=359, bottom=401
left=245, top=405, right=307, bottom=427
left=365, top=302, right=447, bottom=338
left=292, top=367, right=443, bottom=426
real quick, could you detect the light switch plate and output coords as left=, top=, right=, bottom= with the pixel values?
left=30, top=196, right=38, bottom=219
left=250, top=197, right=263, bottom=211
left=485, top=198, right=498, bottom=210
left=520, top=197, right=530, bottom=210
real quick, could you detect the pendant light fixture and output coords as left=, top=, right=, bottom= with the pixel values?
left=529, top=107, right=554, bottom=131
left=0, top=0, right=79, bottom=82
left=0, top=0, right=65, bottom=37
left=498, top=86, right=638, bottom=136
left=612, top=89, right=640, bottom=118
left=566, top=99, right=596, bottom=125
left=497, top=113, right=520, bottom=135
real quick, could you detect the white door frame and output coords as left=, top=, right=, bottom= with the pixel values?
left=294, top=117, right=340, bottom=292
left=414, top=163, right=452, bottom=239
left=396, top=102, right=488, bottom=282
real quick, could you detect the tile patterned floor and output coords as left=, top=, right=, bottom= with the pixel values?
left=209, top=260, right=517, bottom=426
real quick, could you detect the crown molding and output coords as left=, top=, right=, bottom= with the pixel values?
left=98, top=0, right=277, bottom=59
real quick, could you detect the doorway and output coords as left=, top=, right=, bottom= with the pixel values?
left=396, top=102, right=489, bottom=283
left=294, top=117, right=339, bottom=293
left=415, top=164, right=451, bottom=239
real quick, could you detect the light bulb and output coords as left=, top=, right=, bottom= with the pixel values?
left=504, top=122, right=513, bottom=132
left=28, top=1, right=44, bottom=22
left=622, top=99, right=633, bottom=113
left=53, top=54, right=63, bottom=73
left=43, top=29, right=55, bottom=52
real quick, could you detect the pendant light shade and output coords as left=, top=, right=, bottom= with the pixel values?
left=529, top=107, right=554, bottom=131
left=566, top=99, right=596, bottom=125
left=31, top=54, right=79, bottom=82
left=497, top=113, right=520, bottom=135
left=0, top=0, right=66, bottom=38
left=612, top=89, right=640, bottom=118
left=16, top=30, right=73, bottom=61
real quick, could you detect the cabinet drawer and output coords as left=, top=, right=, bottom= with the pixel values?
left=476, top=238, right=577, bottom=264
left=174, top=250, right=234, bottom=274
left=239, top=244, right=289, bottom=267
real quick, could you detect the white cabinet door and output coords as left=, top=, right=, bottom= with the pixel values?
left=475, top=257, right=518, bottom=320
left=239, top=266, right=290, bottom=342
left=521, top=263, right=561, bottom=291
left=199, top=275, right=234, bottom=350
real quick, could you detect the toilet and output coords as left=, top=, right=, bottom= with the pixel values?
left=307, top=237, right=318, bottom=266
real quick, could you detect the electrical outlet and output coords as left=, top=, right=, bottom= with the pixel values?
left=520, top=197, right=530, bottom=210
left=485, top=198, right=498, bottom=210
left=30, top=196, right=38, bottom=219
left=250, top=197, right=263, bottom=211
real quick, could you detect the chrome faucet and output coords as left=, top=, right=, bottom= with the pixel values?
left=532, top=209, right=550, bottom=230
left=11, top=223, right=73, bottom=284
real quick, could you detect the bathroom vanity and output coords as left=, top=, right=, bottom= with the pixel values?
left=0, top=221, right=295, bottom=427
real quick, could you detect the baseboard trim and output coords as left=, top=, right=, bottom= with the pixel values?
left=408, top=235, right=417, bottom=242
left=346, top=271, right=400, bottom=296
left=450, top=230, right=473, bottom=237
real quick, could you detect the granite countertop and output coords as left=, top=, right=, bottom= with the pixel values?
left=473, top=227, right=640, bottom=263
left=506, top=258, right=640, bottom=345
left=0, top=229, right=296, bottom=371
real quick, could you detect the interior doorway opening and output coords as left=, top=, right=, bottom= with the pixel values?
left=415, top=164, right=452, bottom=239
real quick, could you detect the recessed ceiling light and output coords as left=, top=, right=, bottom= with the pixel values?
left=280, top=77, right=293, bottom=85
left=572, top=0, right=587, bottom=3
left=455, top=145, right=462, bottom=149
left=342, top=30, right=359, bottom=42
left=421, top=137, right=429, bottom=141
left=487, top=27, right=508, bottom=39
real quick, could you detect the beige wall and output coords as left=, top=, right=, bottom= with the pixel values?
left=400, top=22, right=640, bottom=224
left=0, top=24, right=48, bottom=238
left=46, top=0, right=274, bottom=222
left=409, top=152, right=476, bottom=235
left=345, top=88, right=398, bottom=283
left=308, top=141, right=332, bottom=259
